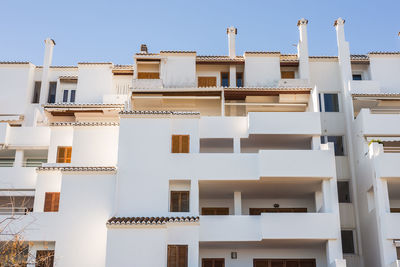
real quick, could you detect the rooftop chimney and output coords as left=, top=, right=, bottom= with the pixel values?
left=140, top=44, right=148, bottom=54
left=39, top=38, right=55, bottom=105
left=227, top=26, right=237, bottom=58
left=297, top=18, right=310, bottom=80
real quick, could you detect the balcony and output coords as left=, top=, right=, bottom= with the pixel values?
left=248, top=112, right=321, bottom=135
left=384, top=213, right=400, bottom=239
left=376, top=153, right=400, bottom=178
left=278, top=78, right=309, bottom=88
left=200, top=213, right=337, bottom=241
left=356, top=109, right=400, bottom=136
left=350, top=80, right=380, bottom=94
left=6, top=127, right=50, bottom=147
left=0, top=167, right=37, bottom=188
left=132, top=79, right=163, bottom=90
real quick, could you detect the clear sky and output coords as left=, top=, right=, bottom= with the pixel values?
left=1, top=0, right=399, bottom=66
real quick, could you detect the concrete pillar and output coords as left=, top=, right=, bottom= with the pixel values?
left=190, top=179, right=199, bottom=215
left=229, top=65, right=236, bottom=88
left=234, top=138, right=240, bottom=153
left=297, top=18, right=310, bottom=80
left=39, top=38, right=55, bottom=105
left=326, top=240, right=345, bottom=267
left=221, top=90, right=225, bottom=116
left=227, top=26, right=237, bottom=58
left=322, top=179, right=332, bottom=213
left=13, top=150, right=24, bottom=167
left=234, top=191, right=242, bottom=215
left=311, top=136, right=321, bottom=150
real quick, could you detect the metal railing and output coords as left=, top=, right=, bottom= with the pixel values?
left=0, top=160, right=14, bottom=167
left=0, top=207, right=32, bottom=215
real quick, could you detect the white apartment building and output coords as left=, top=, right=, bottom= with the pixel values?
left=0, top=17, right=399, bottom=267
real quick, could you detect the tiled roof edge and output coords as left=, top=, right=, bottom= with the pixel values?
left=37, top=166, right=117, bottom=172
left=106, top=216, right=200, bottom=226
left=120, top=110, right=200, bottom=115
left=50, top=122, right=120, bottom=127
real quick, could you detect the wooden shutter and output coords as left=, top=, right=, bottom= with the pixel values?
left=202, top=258, right=225, bottom=267
left=249, top=208, right=307, bottom=215
left=138, top=72, right=160, bottom=79
left=171, top=135, right=190, bottom=153
left=198, top=77, right=216, bottom=87
left=57, top=146, right=72, bottom=163
left=36, top=250, right=55, bottom=267
left=167, top=245, right=187, bottom=267
left=202, top=207, right=229, bottom=215
left=253, top=259, right=268, bottom=267
left=281, top=71, right=295, bottom=79
left=44, top=192, right=60, bottom=212
left=170, top=191, right=189, bottom=212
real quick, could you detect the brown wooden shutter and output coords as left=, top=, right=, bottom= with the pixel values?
left=198, top=77, right=216, bottom=87
left=180, top=191, right=189, bottom=212
left=167, top=245, right=187, bottom=267
left=138, top=72, right=160, bottom=79
left=281, top=71, right=295, bottom=79
left=44, top=192, right=60, bottom=212
left=171, top=135, right=190, bottom=153
left=57, top=146, right=72, bottom=163
left=170, top=191, right=189, bottom=212
left=202, top=207, right=229, bottom=215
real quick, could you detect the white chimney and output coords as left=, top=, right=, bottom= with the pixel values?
left=297, top=18, right=310, bottom=80
left=39, top=38, right=55, bottom=104
left=334, top=18, right=352, bottom=83
left=227, top=26, right=237, bottom=58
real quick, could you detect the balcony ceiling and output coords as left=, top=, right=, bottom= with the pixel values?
left=199, top=239, right=325, bottom=248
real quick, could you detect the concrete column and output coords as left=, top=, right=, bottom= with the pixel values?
left=311, top=136, right=321, bottom=150
left=326, top=240, right=345, bottom=267
left=234, top=138, right=241, bottom=153
left=226, top=26, right=237, bottom=58
left=322, top=179, right=332, bottom=213
left=229, top=65, right=236, bottom=88
left=297, top=18, right=310, bottom=80
left=221, top=90, right=225, bottom=116
left=190, top=179, right=199, bottom=215
left=39, top=38, right=55, bottom=105
left=234, top=191, right=242, bottom=215
left=13, top=150, right=24, bottom=167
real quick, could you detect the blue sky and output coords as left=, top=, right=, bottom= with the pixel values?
left=1, top=0, right=399, bottom=65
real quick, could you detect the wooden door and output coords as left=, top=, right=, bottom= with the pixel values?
left=281, top=71, right=295, bottom=79
left=249, top=208, right=307, bottom=215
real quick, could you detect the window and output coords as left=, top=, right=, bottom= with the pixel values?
left=44, top=192, right=60, bottom=212
left=397, top=247, right=400, bottom=260
left=167, top=245, right=187, bottom=267
left=221, top=72, right=229, bottom=87
left=36, top=250, right=55, bottom=267
left=337, top=181, right=351, bottom=203
left=321, top=136, right=345, bottom=156
left=63, top=90, right=69, bottom=102
left=32, top=81, right=41, bottom=103
left=352, top=74, right=362, bottom=80
left=56, top=146, right=72, bottom=163
left=70, top=90, right=76, bottom=102
left=254, top=259, right=316, bottom=267
left=323, top=93, right=339, bottom=112
left=171, top=135, right=190, bottom=153
left=236, top=72, right=243, bottom=87
left=281, top=71, right=295, bottom=79
left=170, top=191, right=189, bottom=212
left=249, top=208, right=307, bottom=215
left=62, top=90, right=76, bottom=103
left=202, top=258, right=225, bottom=267
left=198, top=77, right=216, bottom=87
left=47, top=82, right=57, bottom=103
left=137, top=72, right=159, bottom=79
left=202, top=207, right=229, bottom=215
left=341, top=230, right=355, bottom=254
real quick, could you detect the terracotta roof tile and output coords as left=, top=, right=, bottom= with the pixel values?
left=50, top=122, right=119, bottom=127
left=0, top=61, right=30, bottom=64
left=244, top=51, right=280, bottom=55
left=196, top=56, right=244, bottom=63
left=43, top=103, right=124, bottom=109
left=280, top=54, right=298, bottom=62
left=160, top=51, right=196, bottom=54
left=120, top=110, right=200, bottom=116
left=37, top=166, right=117, bottom=172
left=369, top=52, right=400, bottom=55
left=107, top=216, right=199, bottom=226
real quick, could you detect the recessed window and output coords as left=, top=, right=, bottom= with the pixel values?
left=236, top=72, right=243, bottom=87
left=172, top=135, right=190, bottom=153
left=321, top=136, right=345, bottom=156
left=167, top=245, right=187, bottom=267
left=338, top=181, right=351, bottom=203
left=323, top=93, right=339, bottom=112
left=170, top=191, right=189, bottom=212
left=56, top=146, right=72, bottom=163
left=202, top=207, right=229, bottom=215
left=198, top=77, right=216, bottom=87
left=44, top=192, right=60, bottom=212
left=221, top=72, right=229, bottom=87
left=32, top=81, right=41, bottom=104
left=397, top=247, right=400, bottom=260
left=341, top=230, right=355, bottom=254
left=281, top=71, right=295, bottom=79
left=202, top=258, right=225, bottom=267
left=352, top=74, right=362, bottom=80
left=47, top=82, right=57, bottom=103
left=62, top=89, right=76, bottom=103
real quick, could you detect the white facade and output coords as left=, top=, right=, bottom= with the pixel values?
left=0, top=18, right=399, bottom=267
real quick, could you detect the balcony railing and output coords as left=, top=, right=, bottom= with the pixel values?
left=0, top=160, right=14, bottom=167
left=0, top=207, right=32, bottom=215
